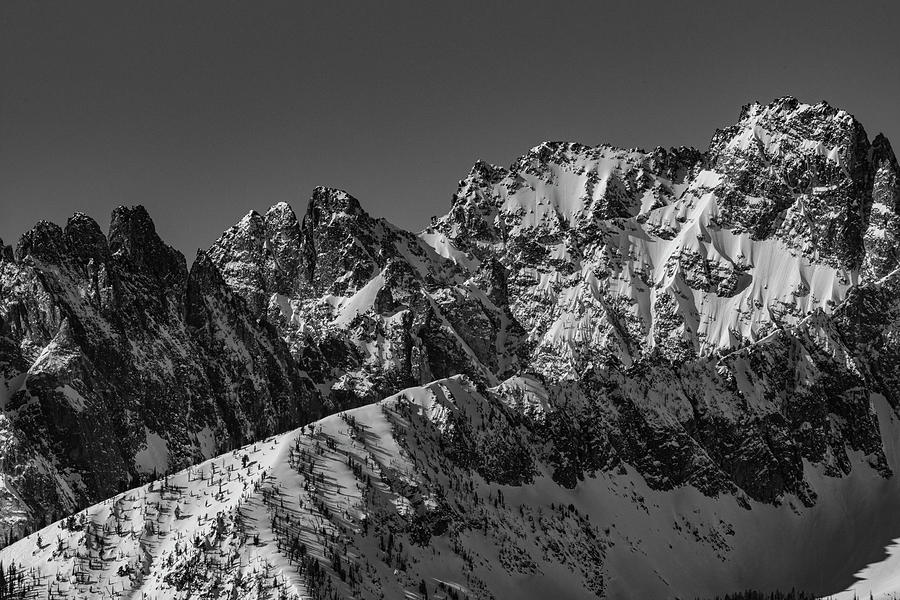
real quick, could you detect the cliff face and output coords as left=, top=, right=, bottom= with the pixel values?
left=209, top=187, right=508, bottom=410
left=0, top=208, right=321, bottom=542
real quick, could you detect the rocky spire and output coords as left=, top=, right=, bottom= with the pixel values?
left=108, top=205, right=187, bottom=288
left=864, top=133, right=900, bottom=279
left=299, top=187, right=380, bottom=296
left=64, top=212, right=109, bottom=266
left=207, top=210, right=268, bottom=314
left=263, top=201, right=303, bottom=294
left=16, top=220, right=66, bottom=263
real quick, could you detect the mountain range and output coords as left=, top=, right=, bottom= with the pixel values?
left=1, top=96, right=900, bottom=598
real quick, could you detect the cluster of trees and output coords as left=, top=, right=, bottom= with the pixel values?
left=0, top=562, right=29, bottom=599
left=378, top=530, right=409, bottom=571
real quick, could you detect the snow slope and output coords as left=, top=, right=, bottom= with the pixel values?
left=3, top=377, right=900, bottom=599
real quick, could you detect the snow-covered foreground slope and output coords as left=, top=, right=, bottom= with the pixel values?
left=835, top=539, right=900, bottom=600
left=3, top=376, right=900, bottom=599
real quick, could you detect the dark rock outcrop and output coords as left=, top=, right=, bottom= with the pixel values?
left=0, top=206, right=322, bottom=542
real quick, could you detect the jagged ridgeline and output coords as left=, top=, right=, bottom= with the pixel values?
left=0, top=207, right=323, bottom=544
left=1, top=96, right=900, bottom=599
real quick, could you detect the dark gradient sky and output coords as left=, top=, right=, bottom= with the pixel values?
left=2, top=1, right=899, bottom=257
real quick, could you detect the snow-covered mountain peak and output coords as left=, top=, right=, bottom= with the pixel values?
left=63, top=212, right=109, bottom=266
left=264, top=200, right=293, bottom=216
left=464, top=158, right=507, bottom=182
left=261, top=201, right=303, bottom=293
left=263, top=201, right=300, bottom=234
left=16, top=213, right=111, bottom=269
left=108, top=205, right=171, bottom=254
left=237, top=209, right=264, bottom=227
left=421, top=97, right=900, bottom=368
left=705, top=96, right=889, bottom=273
left=739, top=95, right=839, bottom=118
left=108, top=205, right=188, bottom=286
left=15, top=220, right=67, bottom=263
left=207, top=209, right=272, bottom=314
left=306, top=186, right=366, bottom=222
left=872, top=131, right=897, bottom=156
left=437, top=141, right=687, bottom=256
left=712, top=96, right=867, bottom=170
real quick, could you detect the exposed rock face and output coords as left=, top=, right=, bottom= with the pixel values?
left=431, top=99, right=898, bottom=371
left=209, top=186, right=511, bottom=409
left=707, top=98, right=879, bottom=271
left=864, top=134, right=900, bottom=280
left=0, top=208, right=321, bottom=542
